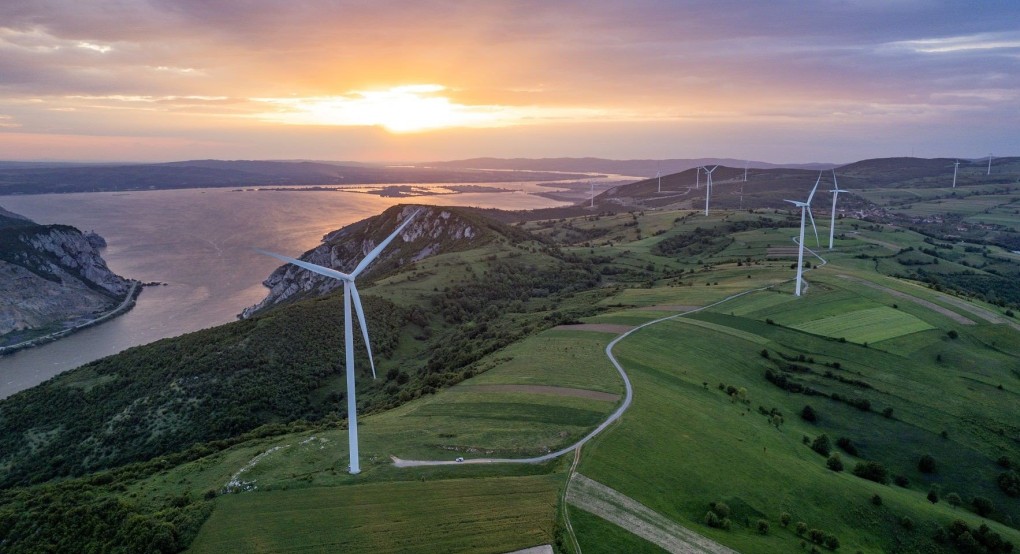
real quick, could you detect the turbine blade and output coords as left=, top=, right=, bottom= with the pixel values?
left=351, top=209, right=421, bottom=278
left=254, top=248, right=350, bottom=281
left=349, top=282, right=376, bottom=379
left=832, top=169, right=839, bottom=191
left=806, top=172, right=821, bottom=204
left=783, top=199, right=801, bottom=206
left=807, top=208, right=820, bottom=246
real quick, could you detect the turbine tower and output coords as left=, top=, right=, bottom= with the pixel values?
left=988, top=153, right=993, bottom=175
left=828, top=170, right=848, bottom=250
left=695, top=166, right=700, bottom=190
left=952, top=160, right=959, bottom=188
left=656, top=169, right=662, bottom=193
left=703, top=165, right=718, bottom=216
left=590, top=180, right=594, bottom=208
left=784, top=172, right=821, bottom=296
left=256, top=209, right=420, bottom=474
left=743, top=160, right=748, bottom=182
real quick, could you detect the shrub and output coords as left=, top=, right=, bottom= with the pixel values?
left=709, top=501, right=731, bottom=518
left=927, top=486, right=940, bottom=504
left=998, top=456, right=1012, bottom=469
left=808, top=528, right=827, bottom=544
left=918, top=454, right=937, bottom=473
left=757, top=519, right=770, bottom=535
left=871, top=494, right=882, bottom=506
left=971, top=496, right=993, bottom=517
left=853, top=461, right=890, bottom=484
left=900, top=516, right=914, bottom=530
left=836, top=437, right=858, bottom=456
left=796, top=521, right=808, bottom=535
left=947, top=329, right=959, bottom=339
left=882, top=407, right=894, bottom=418
left=998, top=470, right=1020, bottom=497
left=780, top=512, right=791, bottom=527
left=801, top=405, right=817, bottom=422
left=946, top=492, right=962, bottom=507
left=823, top=534, right=840, bottom=550
left=827, top=453, right=844, bottom=472
left=894, top=475, right=910, bottom=488
left=811, top=434, right=832, bottom=457
left=705, top=510, right=721, bottom=528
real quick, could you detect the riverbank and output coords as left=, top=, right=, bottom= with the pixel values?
left=0, top=280, right=142, bottom=357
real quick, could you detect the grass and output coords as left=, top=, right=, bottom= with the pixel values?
left=790, top=306, right=934, bottom=344
left=189, top=475, right=560, bottom=554
left=577, top=312, right=1020, bottom=553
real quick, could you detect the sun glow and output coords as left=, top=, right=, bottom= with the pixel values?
left=255, top=85, right=508, bottom=133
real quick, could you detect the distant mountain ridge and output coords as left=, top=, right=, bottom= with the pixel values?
left=0, top=160, right=588, bottom=195
left=427, top=157, right=838, bottom=177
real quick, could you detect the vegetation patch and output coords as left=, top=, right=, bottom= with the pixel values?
left=790, top=306, right=934, bottom=344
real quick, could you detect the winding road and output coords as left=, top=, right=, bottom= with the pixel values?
left=392, top=234, right=828, bottom=469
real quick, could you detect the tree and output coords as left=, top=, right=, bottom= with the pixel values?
left=801, top=405, right=817, bottom=422
left=946, top=492, right=962, bottom=508
left=811, top=434, right=832, bottom=456
left=927, top=485, right=940, bottom=504
left=871, top=494, right=882, bottom=506
left=796, top=521, right=808, bottom=536
left=757, top=519, right=770, bottom=535
left=971, top=496, right=993, bottom=517
left=900, top=516, right=914, bottom=530
left=918, top=454, right=936, bottom=473
left=780, top=512, right=791, bottom=527
left=947, top=329, right=959, bottom=339
left=998, top=456, right=1012, bottom=469
left=997, top=470, right=1020, bottom=497
left=827, top=453, right=844, bottom=472
left=853, top=461, right=889, bottom=484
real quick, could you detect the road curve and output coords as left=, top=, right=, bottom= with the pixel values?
left=393, top=236, right=827, bottom=468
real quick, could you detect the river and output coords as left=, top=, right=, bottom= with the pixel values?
left=0, top=183, right=578, bottom=398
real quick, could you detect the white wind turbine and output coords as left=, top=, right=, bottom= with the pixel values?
left=695, top=166, right=700, bottom=190
left=656, top=167, right=662, bottom=193
left=590, top=180, right=594, bottom=207
left=828, top=170, right=848, bottom=250
left=952, top=159, right=960, bottom=188
left=703, top=165, right=718, bottom=216
left=255, top=209, right=420, bottom=474
left=785, top=172, right=821, bottom=296
left=987, top=153, right=993, bottom=175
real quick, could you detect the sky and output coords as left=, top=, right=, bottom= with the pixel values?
left=1, top=0, right=1018, bottom=164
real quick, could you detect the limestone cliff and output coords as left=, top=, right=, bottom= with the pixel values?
left=0, top=207, right=133, bottom=345
left=242, top=205, right=503, bottom=317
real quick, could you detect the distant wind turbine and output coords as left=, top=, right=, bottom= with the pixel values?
left=828, top=170, right=848, bottom=250
left=785, top=172, right=821, bottom=296
left=255, top=209, right=420, bottom=474
left=988, top=153, right=993, bottom=175
left=743, top=160, right=748, bottom=182
left=590, top=180, right=594, bottom=208
left=656, top=167, right=662, bottom=193
left=703, top=165, right=718, bottom=216
left=695, top=166, right=700, bottom=190
left=952, top=160, right=960, bottom=188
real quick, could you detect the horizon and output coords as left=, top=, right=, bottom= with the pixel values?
left=1, top=1, right=1018, bottom=163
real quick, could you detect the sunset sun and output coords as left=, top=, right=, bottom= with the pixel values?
left=255, top=84, right=507, bottom=133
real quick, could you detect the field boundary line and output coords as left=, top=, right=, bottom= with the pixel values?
left=566, top=473, right=738, bottom=554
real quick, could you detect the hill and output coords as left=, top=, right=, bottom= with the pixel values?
left=428, top=157, right=836, bottom=177
left=0, top=207, right=135, bottom=350
left=1, top=189, right=1018, bottom=553
left=0, top=160, right=588, bottom=195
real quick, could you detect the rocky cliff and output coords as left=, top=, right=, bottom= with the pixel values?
left=0, top=208, right=133, bottom=344
left=242, top=205, right=510, bottom=317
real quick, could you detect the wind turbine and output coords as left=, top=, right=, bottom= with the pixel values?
left=695, top=166, right=700, bottom=190
left=590, top=180, right=594, bottom=207
left=988, top=153, right=993, bottom=175
left=703, top=165, right=718, bottom=216
left=255, top=209, right=420, bottom=474
left=656, top=168, right=662, bottom=193
left=952, top=160, right=959, bottom=188
left=785, top=172, right=821, bottom=296
left=743, top=160, right=748, bottom=182
left=828, top=170, right=848, bottom=250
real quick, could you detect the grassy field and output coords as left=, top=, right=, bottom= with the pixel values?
left=189, top=475, right=560, bottom=553
left=791, top=306, right=934, bottom=344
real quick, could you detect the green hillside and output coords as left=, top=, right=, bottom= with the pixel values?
left=1, top=190, right=1019, bottom=553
